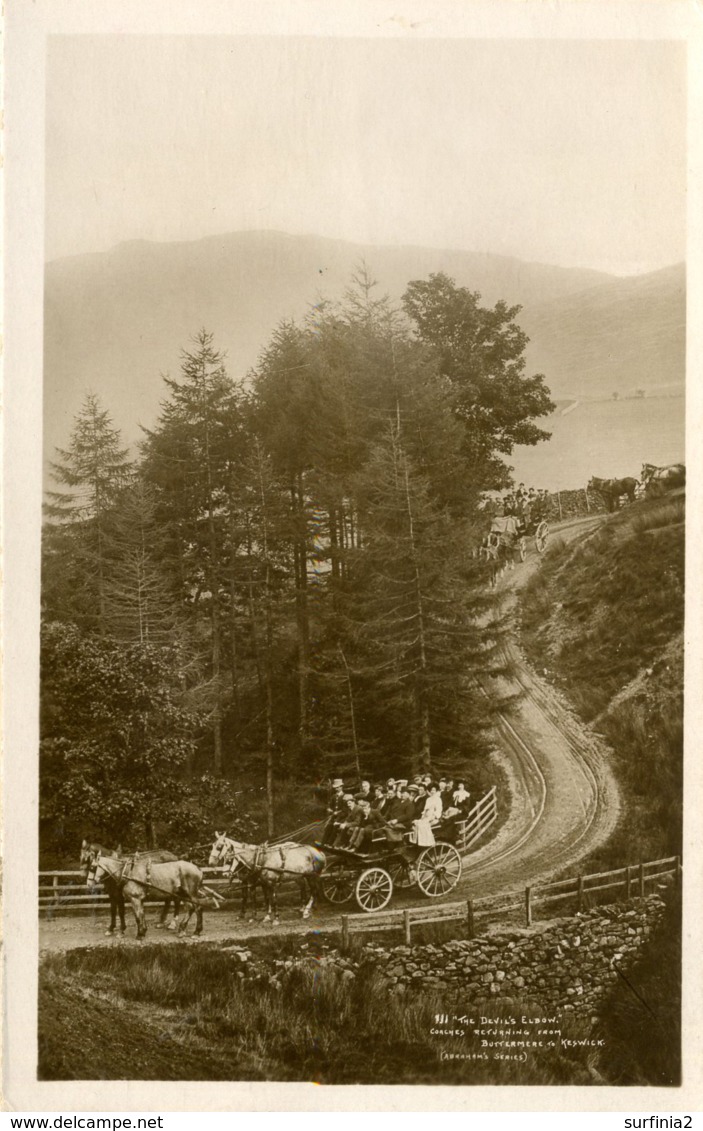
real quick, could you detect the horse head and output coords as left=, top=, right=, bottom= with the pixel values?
left=208, top=831, right=232, bottom=866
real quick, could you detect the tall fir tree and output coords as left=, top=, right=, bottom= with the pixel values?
left=141, top=330, right=244, bottom=773
left=43, top=392, right=132, bottom=633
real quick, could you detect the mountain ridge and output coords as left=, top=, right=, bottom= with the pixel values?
left=43, top=229, right=685, bottom=468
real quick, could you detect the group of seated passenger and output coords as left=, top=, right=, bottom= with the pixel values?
left=319, top=775, right=472, bottom=853
left=501, top=485, right=550, bottom=521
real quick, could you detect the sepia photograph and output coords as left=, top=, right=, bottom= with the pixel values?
left=3, top=0, right=702, bottom=1111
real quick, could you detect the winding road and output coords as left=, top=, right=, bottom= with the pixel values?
left=39, top=515, right=621, bottom=950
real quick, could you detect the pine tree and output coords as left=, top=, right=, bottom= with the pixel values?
left=102, top=477, right=182, bottom=646
left=347, top=420, right=495, bottom=775
left=141, top=330, right=244, bottom=773
left=43, top=392, right=132, bottom=632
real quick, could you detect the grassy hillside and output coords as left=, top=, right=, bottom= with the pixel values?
left=520, top=496, right=684, bottom=864
left=520, top=263, right=685, bottom=401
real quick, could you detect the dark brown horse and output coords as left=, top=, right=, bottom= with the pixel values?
left=588, top=476, right=639, bottom=512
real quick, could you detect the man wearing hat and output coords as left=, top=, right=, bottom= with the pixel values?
left=320, top=779, right=346, bottom=844
left=332, top=795, right=364, bottom=848
left=385, top=784, right=416, bottom=833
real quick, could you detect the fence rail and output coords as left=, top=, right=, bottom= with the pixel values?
left=455, top=786, right=498, bottom=854
left=38, top=866, right=232, bottom=915
left=339, top=854, right=681, bottom=949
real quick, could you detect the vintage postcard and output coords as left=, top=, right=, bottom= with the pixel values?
left=3, top=0, right=703, bottom=1113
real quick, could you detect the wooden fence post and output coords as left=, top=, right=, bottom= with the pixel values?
left=403, top=908, right=412, bottom=946
left=467, top=899, right=475, bottom=940
left=525, top=886, right=532, bottom=927
left=626, top=865, right=632, bottom=899
left=584, top=488, right=591, bottom=513
left=675, top=856, right=682, bottom=890
left=639, top=862, right=646, bottom=898
left=557, top=493, right=563, bottom=521
left=577, top=874, right=584, bottom=912
left=341, top=916, right=349, bottom=952
left=53, top=874, right=60, bottom=906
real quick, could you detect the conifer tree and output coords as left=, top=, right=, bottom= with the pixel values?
left=141, top=330, right=243, bottom=773
left=43, top=392, right=132, bottom=632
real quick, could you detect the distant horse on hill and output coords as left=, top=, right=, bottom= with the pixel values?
left=588, top=476, right=639, bottom=512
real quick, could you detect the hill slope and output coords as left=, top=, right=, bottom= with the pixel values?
left=43, top=230, right=684, bottom=467
left=520, top=263, right=685, bottom=400
left=519, top=496, right=684, bottom=864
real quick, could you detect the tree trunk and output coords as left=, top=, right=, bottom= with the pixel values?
left=400, top=435, right=432, bottom=774
left=292, top=476, right=310, bottom=747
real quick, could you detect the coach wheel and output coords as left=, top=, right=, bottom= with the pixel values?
left=355, top=867, right=393, bottom=913
left=387, top=857, right=415, bottom=889
left=416, top=843, right=462, bottom=898
left=518, top=537, right=527, bottom=563
left=320, top=860, right=355, bottom=904
left=534, top=521, right=549, bottom=554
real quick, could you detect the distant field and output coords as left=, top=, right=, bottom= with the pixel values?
left=511, top=393, right=685, bottom=491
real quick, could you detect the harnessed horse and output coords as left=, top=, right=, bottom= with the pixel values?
left=588, top=476, right=639, bottom=512
left=209, top=833, right=325, bottom=925
left=87, top=853, right=223, bottom=939
left=479, top=516, right=523, bottom=585
left=80, top=841, right=181, bottom=936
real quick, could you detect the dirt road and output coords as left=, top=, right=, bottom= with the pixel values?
left=40, top=515, right=620, bottom=951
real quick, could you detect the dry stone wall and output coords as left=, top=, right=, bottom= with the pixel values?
left=218, top=895, right=667, bottom=1021
left=357, top=896, right=665, bottom=1016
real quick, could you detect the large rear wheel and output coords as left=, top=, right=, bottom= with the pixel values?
left=355, top=867, right=393, bottom=913
left=416, top=843, right=462, bottom=898
left=534, top=521, right=549, bottom=554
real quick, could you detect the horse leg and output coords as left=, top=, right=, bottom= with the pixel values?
left=131, top=894, right=147, bottom=940
left=176, top=900, right=193, bottom=937
left=117, top=888, right=126, bottom=934
left=301, top=879, right=315, bottom=920
left=194, top=904, right=203, bottom=937
left=262, top=879, right=272, bottom=924
left=155, top=898, right=169, bottom=929
left=167, top=898, right=180, bottom=931
left=105, top=884, right=117, bottom=936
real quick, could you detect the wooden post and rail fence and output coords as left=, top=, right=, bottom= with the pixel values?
left=339, top=854, right=681, bottom=950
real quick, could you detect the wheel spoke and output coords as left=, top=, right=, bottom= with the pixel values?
left=416, top=844, right=462, bottom=897
left=355, top=867, right=392, bottom=912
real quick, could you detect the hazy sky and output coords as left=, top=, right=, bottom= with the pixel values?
left=45, top=36, right=686, bottom=274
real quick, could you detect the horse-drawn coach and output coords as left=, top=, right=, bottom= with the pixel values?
left=479, top=509, right=549, bottom=584
left=208, top=829, right=462, bottom=918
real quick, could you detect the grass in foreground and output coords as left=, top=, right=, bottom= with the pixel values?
left=39, top=944, right=598, bottom=1084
